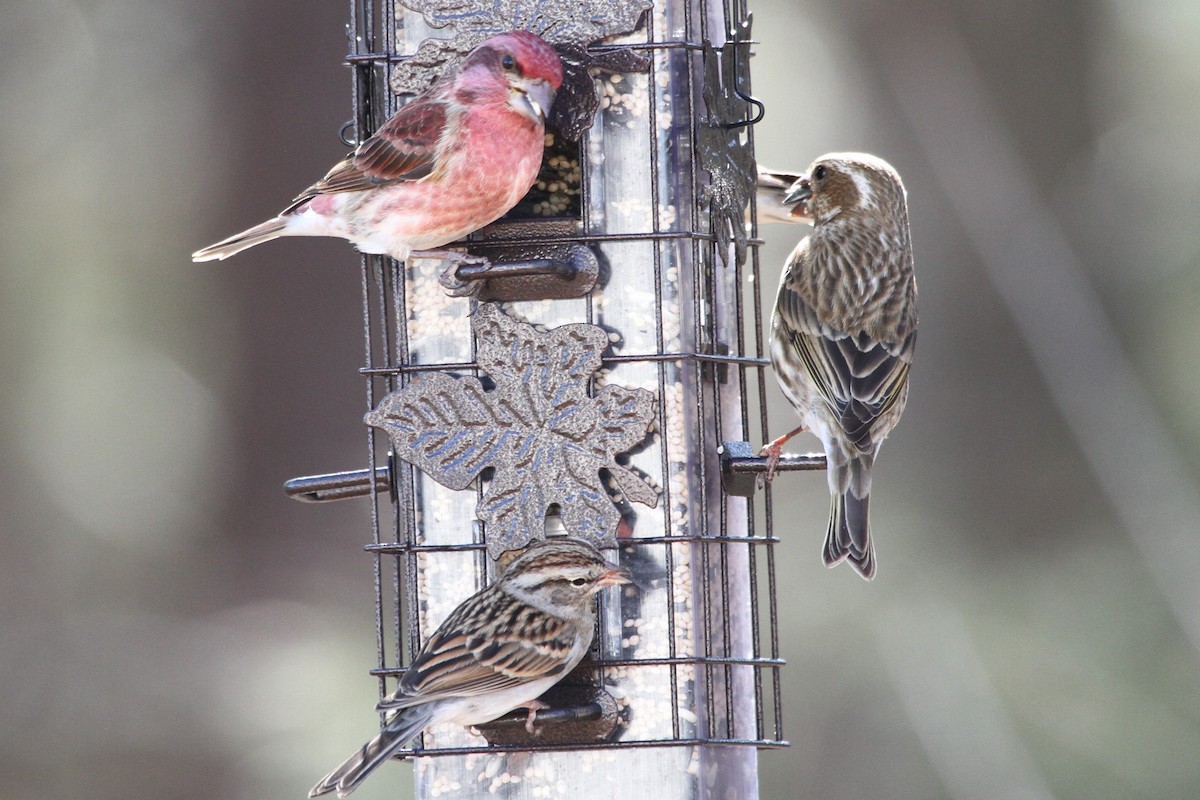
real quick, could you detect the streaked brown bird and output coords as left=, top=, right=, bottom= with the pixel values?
left=763, top=153, right=917, bottom=580
left=308, top=538, right=629, bottom=797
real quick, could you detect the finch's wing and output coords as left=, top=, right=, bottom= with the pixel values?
left=378, top=593, right=577, bottom=708
left=777, top=268, right=915, bottom=451
left=285, top=97, right=449, bottom=209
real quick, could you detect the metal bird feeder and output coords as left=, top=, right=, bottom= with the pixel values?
left=288, top=0, right=796, bottom=796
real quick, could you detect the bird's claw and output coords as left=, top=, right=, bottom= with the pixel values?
left=523, top=700, right=550, bottom=735
left=425, top=250, right=493, bottom=296
left=759, top=425, right=805, bottom=484
left=759, top=441, right=784, bottom=483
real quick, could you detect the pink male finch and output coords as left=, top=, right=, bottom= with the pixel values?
left=764, top=153, right=917, bottom=580
left=192, top=31, right=563, bottom=263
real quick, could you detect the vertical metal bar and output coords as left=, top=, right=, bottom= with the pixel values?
left=727, top=0, right=770, bottom=741
left=349, top=0, right=391, bottom=709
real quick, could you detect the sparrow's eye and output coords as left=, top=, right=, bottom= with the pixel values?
left=570, top=577, right=588, bottom=587
left=814, top=165, right=828, bottom=181
left=501, top=54, right=517, bottom=71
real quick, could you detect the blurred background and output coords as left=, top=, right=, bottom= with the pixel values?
left=3, top=0, right=1199, bottom=798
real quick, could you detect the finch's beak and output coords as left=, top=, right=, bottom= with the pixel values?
left=783, top=179, right=814, bottom=222
left=783, top=179, right=813, bottom=206
left=755, top=168, right=810, bottom=225
left=596, top=566, right=632, bottom=588
left=513, top=79, right=555, bottom=125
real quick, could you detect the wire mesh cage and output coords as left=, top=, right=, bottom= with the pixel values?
left=289, top=0, right=796, bottom=795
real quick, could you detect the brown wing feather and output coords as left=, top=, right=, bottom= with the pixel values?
left=378, top=589, right=577, bottom=708
left=283, top=97, right=450, bottom=212
left=779, top=279, right=914, bottom=452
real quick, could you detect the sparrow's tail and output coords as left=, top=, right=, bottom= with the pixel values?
left=308, top=707, right=434, bottom=798
left=191, top=216, right=289, bottom=262
left=824, top=491, right=875, bottom=580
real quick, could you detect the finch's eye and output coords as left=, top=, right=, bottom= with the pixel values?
left=570, top=577, right=588, bottom=587
left=501, top=54, right=517, bottom=71
left=814, top=165, right=828, bottom=180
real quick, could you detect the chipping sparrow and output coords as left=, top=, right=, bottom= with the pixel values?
left=764, top=153, right=918, bottom=580
left=309, top=538, right=629, bottom=797
left=192, top=31, right=562, bottom=264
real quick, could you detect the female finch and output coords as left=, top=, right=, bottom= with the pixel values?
left=192, top=31, right=563, bottom=263
left=764, top=153, right=918, bottom=580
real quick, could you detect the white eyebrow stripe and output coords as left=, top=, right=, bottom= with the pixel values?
left=849, top=169, right=874, bottom=208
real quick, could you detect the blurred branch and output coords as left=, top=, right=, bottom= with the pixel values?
left=876, top=19, right=1200, bottom=654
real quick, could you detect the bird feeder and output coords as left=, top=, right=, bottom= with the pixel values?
left=286, top=0, right=796, bottom=796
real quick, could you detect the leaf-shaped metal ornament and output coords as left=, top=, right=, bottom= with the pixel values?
left=366, top=304, right=658, bottom=558
left=699, top=15, right=759, bottom=268
left=391, top=0, right=652, bottom=141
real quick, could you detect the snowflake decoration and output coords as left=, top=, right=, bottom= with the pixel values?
left=366, top=303, right=658, bottom=558
left=391, top=0, right=651, bottom=141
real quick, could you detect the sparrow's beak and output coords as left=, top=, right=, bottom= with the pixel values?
left=512, top=78, right=555, bottom=125
left=596, top=566, right=632, bottom=588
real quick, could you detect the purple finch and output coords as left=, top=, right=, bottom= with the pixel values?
left=764, top=153, right=918, bottom=580
left=192, top=31, right=563, bottom=263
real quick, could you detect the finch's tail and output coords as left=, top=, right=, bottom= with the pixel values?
left=308, top=707, right=434, bottom=798
left=191, top=217, right=289, bottom=262
left=824, top=491, right=875, bottom=580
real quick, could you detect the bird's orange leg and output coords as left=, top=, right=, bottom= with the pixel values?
left=522, top=699, right=551, bottom=735
left=760, top=425, right=806, bottom=482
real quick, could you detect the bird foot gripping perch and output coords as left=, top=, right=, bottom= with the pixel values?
left=434, top=229, right=599, bottom=300
left=473, top=681, right=622, bottom=748
left=522, top=699, right=550, bottom=735
left=758, top=424, right=808, bottom=482
left=718, top=440, right=827, bottom=498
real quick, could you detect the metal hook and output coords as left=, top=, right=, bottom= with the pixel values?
left=720, top=40, right=765, bottom=130
left=725, top=89, right=765, bottom=129
left=339, top=118, right=357, bottom=148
